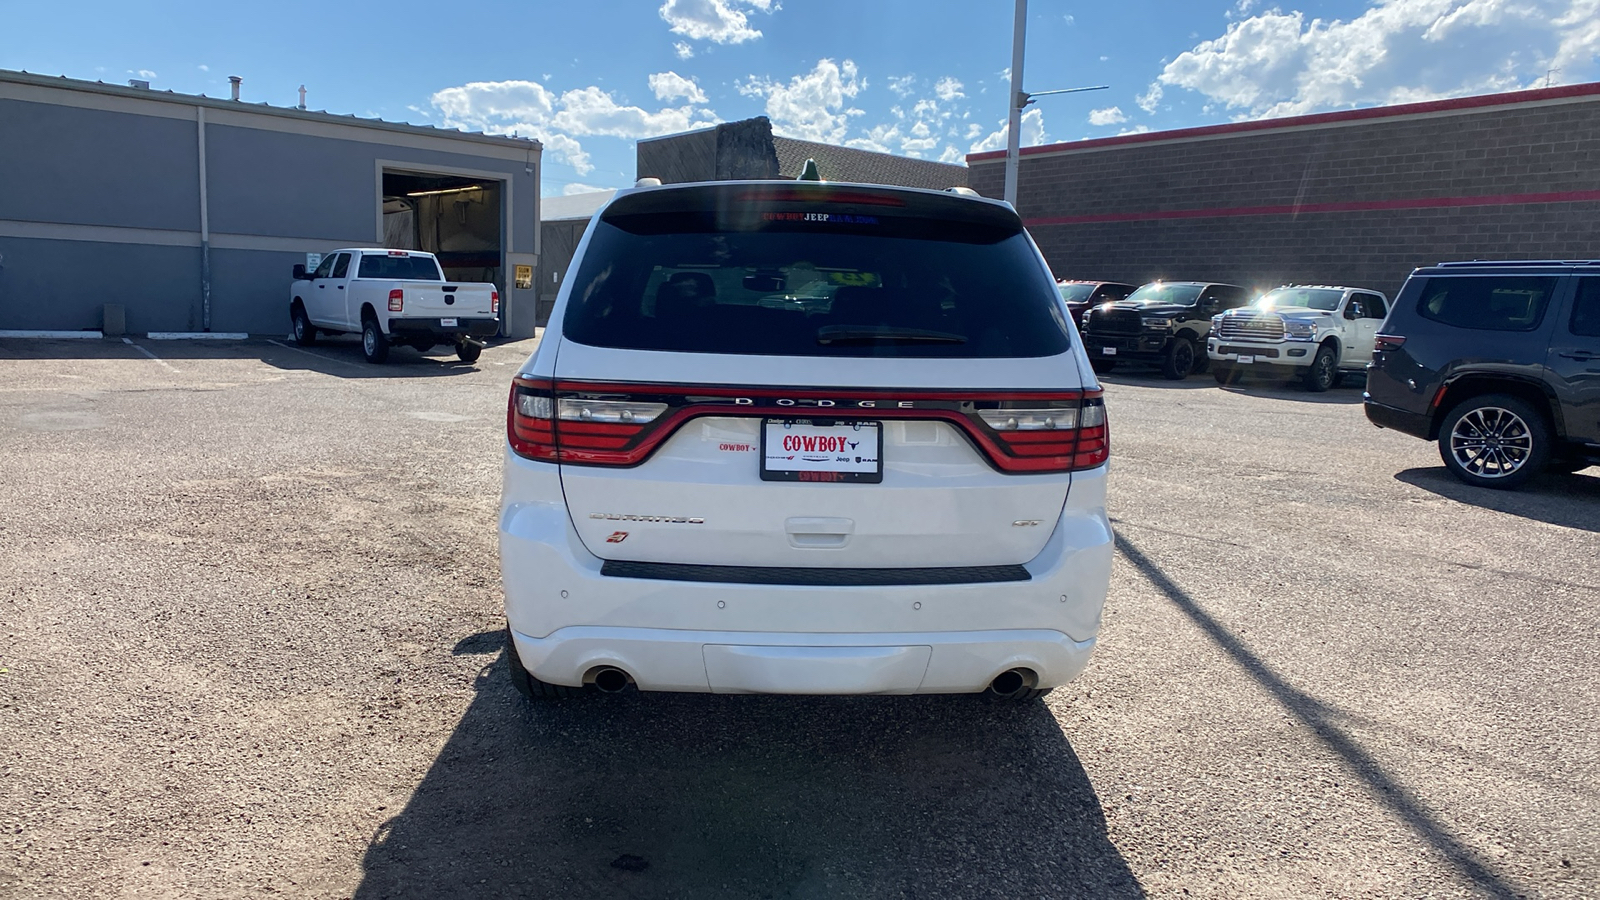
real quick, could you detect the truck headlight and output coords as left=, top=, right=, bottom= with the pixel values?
left=1284, top=320, right=1316, bottom=339
left=1141, top=317, right=1170, bottom=330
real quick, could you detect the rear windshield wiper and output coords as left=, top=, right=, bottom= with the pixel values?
left=817, top=325, right=967, bottom=345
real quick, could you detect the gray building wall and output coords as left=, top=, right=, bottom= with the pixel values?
left=0, top=72, right=541, bottom=336
left=637, top=117, right=967, bottom=189
left=968, top=82, right=1600, bottom=299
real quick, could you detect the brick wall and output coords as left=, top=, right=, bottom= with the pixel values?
left=968, top=85, right=1600, bottom=297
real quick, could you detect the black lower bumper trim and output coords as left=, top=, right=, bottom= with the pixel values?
left=389, top=317, right=498, bottom=338
left=600, top=560, right=1032, bottom=586
left=1364, top=399, right=1432, bottom=438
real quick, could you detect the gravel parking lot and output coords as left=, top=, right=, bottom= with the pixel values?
left=1, top=335, right=1596, bottom=899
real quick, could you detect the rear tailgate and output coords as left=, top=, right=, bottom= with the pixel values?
left=396, top=283, right=495, bottom=318
left=521, top=181, right=1104, bottom=571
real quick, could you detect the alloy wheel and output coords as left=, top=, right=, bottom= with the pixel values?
left=1449, top=406, right=1534, bottom=478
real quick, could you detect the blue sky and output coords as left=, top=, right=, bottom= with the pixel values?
left=6, top=1, right=1598, bottom=195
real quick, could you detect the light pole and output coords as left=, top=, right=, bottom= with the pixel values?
left=1003, top=0, right=1109, bottom=207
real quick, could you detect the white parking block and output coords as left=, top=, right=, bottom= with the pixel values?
left=0, top=330, right=104, bottom=339
left=146, top=332, right=250, bottom=340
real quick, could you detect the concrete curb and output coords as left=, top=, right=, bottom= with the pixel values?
left=0, top=330, right=105, bottom=339
left=146, top=332, right=251, bottom=340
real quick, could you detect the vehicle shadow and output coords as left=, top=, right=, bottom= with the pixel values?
left=354, top=646, right=1144, bottom=900
left=1211, top=379, right=1366, bottom=405
left=1395, top=466, right=1600, bottom=534
left=1116, top=534, right=1523, bottom=899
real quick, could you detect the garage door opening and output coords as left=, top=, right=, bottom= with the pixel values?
left=381, top=170, right=503, bottom=289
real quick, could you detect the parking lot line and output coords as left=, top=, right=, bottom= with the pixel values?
left=121, top=337, right=179, bottom=373
left=266, top=338, right=362, bottom=368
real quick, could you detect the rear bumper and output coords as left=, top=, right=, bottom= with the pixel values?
left=387, top=317, right=498, bottom=338
left=498, top=452, right=1113, bottom=695
left=510, top=626, right=1094, bottom=694
left=1364, top=398, right=1432, bottom=439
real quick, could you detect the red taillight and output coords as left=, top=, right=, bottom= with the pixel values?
left=508, top=378, right=669, bottom=464
left=491, top=290, right=500, bottom=315
left=508, top=379, right=558, bottom=461
left=1374, top=333, right=1406, bottom=352
left=387, top=289, right=404, bottom=312
left=979, top=395, right=1109, bottom=472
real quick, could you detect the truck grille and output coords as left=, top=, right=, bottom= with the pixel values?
left=1218, top=314, right=1285, bottom=341
left=1086, top=308, right=1143, bottom=337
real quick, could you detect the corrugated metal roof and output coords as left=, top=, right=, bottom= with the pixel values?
left=541, top=190, right=617, bottom=221
left=0, top=68, right=540, bottom=151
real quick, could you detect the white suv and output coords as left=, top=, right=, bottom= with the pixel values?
left=499, top=180, right=1113, bottom=701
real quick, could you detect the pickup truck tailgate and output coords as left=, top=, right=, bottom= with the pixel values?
left=396, top=282, right=495, bottom=317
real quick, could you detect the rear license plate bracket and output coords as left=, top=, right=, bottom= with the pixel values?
left=760, top=419, right=882, bottom=484
left=440, top=317, right=459, bottom=327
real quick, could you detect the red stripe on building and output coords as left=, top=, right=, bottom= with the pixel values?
left=1023, top=189, right=1600, bottom=228
left=968, top=81, right=1600, bottom=164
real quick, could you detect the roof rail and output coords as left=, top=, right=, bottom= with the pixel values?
left=1434, top=259, right=1600, bottom=267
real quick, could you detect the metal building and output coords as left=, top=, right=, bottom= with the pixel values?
left=0, top=70, right=542, bottom=337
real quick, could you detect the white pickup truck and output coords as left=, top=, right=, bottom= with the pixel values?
left=1207, top=285, right=1390, bottom=391
left=288, top=248, right=499, bottom=363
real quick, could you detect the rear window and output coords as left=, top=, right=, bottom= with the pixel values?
left=358, top=253, right=442, bottom=281
left=1416, top=276, right=1557, bottom=331
left=561, top=197, right=1070, bottom=358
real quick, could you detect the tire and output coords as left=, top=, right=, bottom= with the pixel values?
left=1213, top=364, right=1238, bottom=386
left=1437, top=393, right=1551, bottom=490
left=505, top=627, right=582, bottom=701
left=1090, top=358, right=1117, bottom=374
left=455, top=339, right=483, bottom=363
left=1302, top=344, right=1338, bottom=392
left=361, top=315, right=390, bottom=364
left=1160, top=338, right=1196, bottom=380
left=291, top=304, right=316, bottom=346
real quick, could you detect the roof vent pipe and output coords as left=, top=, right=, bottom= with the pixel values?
left=228, top=76, right=241, bottom=101
left=297, top=85, right=306, bottom=110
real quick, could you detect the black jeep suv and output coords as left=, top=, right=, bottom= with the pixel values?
left=1081, top=282, right=1252, bottom=379
left=1365, top=260, right=1600, bottom=489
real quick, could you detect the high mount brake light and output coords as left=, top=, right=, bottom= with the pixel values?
left=506, top=380, right=1110, bottom=473
left=387, top=289, right=404, bottom=312
left=734, top=188, right=907, bottom=207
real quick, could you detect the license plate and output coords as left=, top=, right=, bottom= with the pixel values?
left=1101, top=347, right=1117, bottom=356
left=1238, top=355, right=1254, bottom=364
left=761, top=419, right=882, bottom=484
left=440, top=317, right=458, bottom=327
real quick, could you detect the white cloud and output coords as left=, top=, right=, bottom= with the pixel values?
left=543, top=134, right=593, bottom=175
left=970, top=107, right=1047, bottom=153
left=1064, top=14, right=1075, bottom=24
left=132, top=69, right=157, bottom=79
left=965, top=123, right=983, bottom=139
left=674, top=41, right=695, bottom=59
left=1088, top=105, right=1128, bottom=126
left=648, top=71, right=708, bottom=103
left=1159, top=0, right=1600, bottom=120
left=938, top=145, right=964, bottom=164
left=934, top=76, right=965, bottom=101
left=432, top=77, right=721, bottom=176
left=1136, top=82, right=1164, bottom=113
left=887, top=74, right=917, bottom=97
left=1117, top=124, right=1153, bottom=136
left=738, top=58, right=864, bottom=143
left=562, top=182, right=608, bottom=195
left=197, top=65, right=209, bottom=72
left=551, top=86, right=718, bottom=137
left=659, top=0, right=774, bottom=45
left=845, top=122, right=900, bottom=153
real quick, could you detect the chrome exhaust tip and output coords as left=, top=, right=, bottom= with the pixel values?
left=592, top=666, right=630, bottom=694
left=986, top=668, right=1037, bottom=699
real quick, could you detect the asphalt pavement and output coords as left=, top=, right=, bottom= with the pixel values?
left=0, top=336, right=1595, bottom=899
